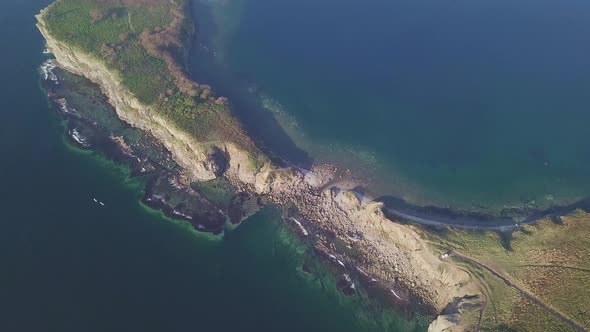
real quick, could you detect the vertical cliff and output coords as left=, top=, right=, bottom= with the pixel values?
left=37, top=4, right=483, bottom=330
left=37, top=7, right=268, bottom=185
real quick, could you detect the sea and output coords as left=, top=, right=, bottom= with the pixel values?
left=0, top=0, right=421, bottom=331
left=190, top=0, right=590, bottom=214
left=4, top=0, right=590, bottom=330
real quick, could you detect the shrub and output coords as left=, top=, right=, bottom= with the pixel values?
left=90, top=8, right=106, bottom=23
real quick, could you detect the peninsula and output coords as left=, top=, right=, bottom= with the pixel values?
left=36, top=0, right=590, bottom=331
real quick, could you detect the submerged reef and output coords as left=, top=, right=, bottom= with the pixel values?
left=37, top=1, right=590, bottom=331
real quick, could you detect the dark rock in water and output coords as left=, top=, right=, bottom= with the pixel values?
left=336, top=274, right=356, bottom=296
left=302, top=263, right=312, bottom=274
left=67, top=127, right=91, bottom=148
left=44, top=67, right=231, bottom=235
left=143, top=175, right=226, bottom=234
left=227, top=191, right=261, bottom=224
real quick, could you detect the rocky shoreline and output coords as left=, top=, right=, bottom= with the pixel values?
left=37, top=8, right=483, bottom=330
left=42, top=62, right=263, bottom=235
left=42, top=58, right=417, bottom=310
left=42, top=59, right=412, bottom=302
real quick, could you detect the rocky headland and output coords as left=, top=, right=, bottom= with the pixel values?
left=37, top=2, right=483, bottom=330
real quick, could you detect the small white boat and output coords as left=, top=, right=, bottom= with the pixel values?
left=99, top=201, right=105, bottom=206
left=93, top=198, right=98, bottom=203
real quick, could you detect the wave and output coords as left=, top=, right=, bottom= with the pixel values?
left=40, top=59, right=58, bottom=83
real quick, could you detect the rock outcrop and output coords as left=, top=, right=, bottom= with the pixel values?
left=37, top=7, right=482, bottom=329
left=38, top=7, right=263, bottom=184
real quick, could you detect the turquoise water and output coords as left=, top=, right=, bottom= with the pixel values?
left=192, top=0, right=590, bottom=212
left=0, top=1, right=422, bottom=331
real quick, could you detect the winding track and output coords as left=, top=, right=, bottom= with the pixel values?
left=452, top=250, right=588, bottom=332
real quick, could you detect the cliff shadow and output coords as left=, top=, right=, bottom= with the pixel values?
left=187, top=1, right=312, bottom=169
left=376, top=193, right=590, bottom=230
left=377, top=195, right=510, bottom=227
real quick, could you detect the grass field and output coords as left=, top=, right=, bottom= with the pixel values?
left=41, top=1, right=590, bottom=331
left=426, top=210, right=590, bottom=331
left=43, top=0, right=262, bottom=162
left=45, top=0, right=175, bottom=102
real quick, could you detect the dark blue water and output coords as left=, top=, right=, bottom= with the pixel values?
left=194, top=0, right=590, bottom=212
left=0, top=1, right=421, bottom=331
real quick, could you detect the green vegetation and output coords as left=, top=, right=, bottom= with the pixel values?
left=426, top=211, right=590, bottom=331
left=191, top=178, right=235, bottom=208
left=44, top=0, right=174, bottom=103
left=42, top=0, right=261, bottom=159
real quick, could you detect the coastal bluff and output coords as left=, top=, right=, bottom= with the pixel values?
left=36, top=2, right=482, bottom=330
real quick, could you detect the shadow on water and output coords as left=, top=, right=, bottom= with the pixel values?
left=520, top=196, right=590, bottom=223
left=377, top=194, right=590, bottom=231
left=377, top=195, right=511, bottom=226
left=188, top=0, right=590, bottom=233
left=187, top=1, right=312, bottom=169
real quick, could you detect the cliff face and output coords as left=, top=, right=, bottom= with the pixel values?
left=37, top=7, right=482, bottom=328
left=37, top=9, right=264, bottom=185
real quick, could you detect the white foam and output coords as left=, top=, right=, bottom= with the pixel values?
left=355, top=266, right=369, bottom=277
left=40, top=59, right=58, bottom=82
left=390, top=289, right=402, bottom=300
left=173, top=210, right=193, bottom=220
left=69, top=128, right=89, bottom=147
left=289, top=217, right=309, bottom=236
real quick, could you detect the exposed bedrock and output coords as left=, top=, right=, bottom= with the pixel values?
left=37, top=8, right=483, bottom=330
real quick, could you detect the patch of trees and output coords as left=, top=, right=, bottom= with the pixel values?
left=214, top=96, right=228, bottom=106
left=119, top=32, right=129, bottom=42
left=90, top=8, right=107, bottom=23
left=98, top=0, right=168, bottom=6
left=90, top=7, right=122, bottom=24
left=100, top=43, right=117, bottom=63
left=139, top=7, right=227, bottom=104
left=94, top=0, right=232, bottom=105
left=139, top=6, right=201, bottom=97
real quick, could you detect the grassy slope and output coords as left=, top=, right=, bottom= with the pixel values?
left=43, top=0, right=263, bottom=165
left=44, top=2, right=590, bottom=331
left=427, top=211, right=590, bottom=331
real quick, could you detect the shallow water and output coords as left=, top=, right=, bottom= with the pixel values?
left=0, top=0, right=422, bottom=331
left=191, top=0, right=590, bottom=213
